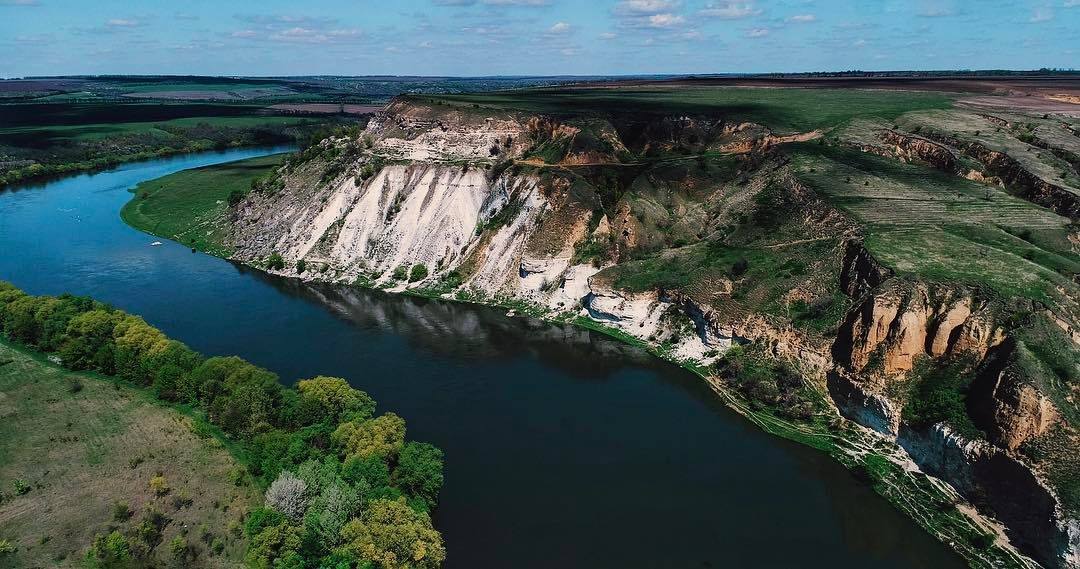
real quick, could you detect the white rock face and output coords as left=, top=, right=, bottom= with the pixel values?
left=368, top=111, right=529, bottom=162
left=331, top=165, right=488, bottom=274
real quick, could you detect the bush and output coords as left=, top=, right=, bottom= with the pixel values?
left=112, top=501, right=132, bottom=522
left=267, top=253, right=285, bottom=271
left=0, top=539, right=14, bottom=555
left=391, top=266, right=408, bottom=281
left=87, top=530, right=130, bottom=565
left=227, top=189, right=246, bottom=207
left=169, top=536, right=189, bottom=560
left=149, top=475, right=169, bottom=496
left=296, top=259, right=307, bottom=274
left=408, top=264, right=429, bottom=283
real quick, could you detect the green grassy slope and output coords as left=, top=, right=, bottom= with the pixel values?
left=121, top=154, right=287, bottom=256
left=0, top=341, right=257, bottom=567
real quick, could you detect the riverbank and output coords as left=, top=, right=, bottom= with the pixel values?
left=0, top=281, right=446, bottom=569
left=119, top=154, right=1035, bottom=569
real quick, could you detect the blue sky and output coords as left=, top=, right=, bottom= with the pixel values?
left=0, top=0, right=1077, bottom=77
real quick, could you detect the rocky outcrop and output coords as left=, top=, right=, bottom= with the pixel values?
left=969, top=340, right=1059, bottom=451
left=839, top=240, right=893, bottom=297
left=878, top=130, right=962, bottom=173
left=828, top=264, right=1075, bottom=567
left=834, top=281, right=1006, bottom=376
left=899, top=424, right=1078, bottom=569
left=920, top=132, right=1080, bottom=220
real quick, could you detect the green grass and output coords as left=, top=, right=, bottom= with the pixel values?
left=422, top=86, right=954, bottom=133
left=121, top=153, right=288, bottom=255
left=901, top=357, right=986, bottom=440
left=0, top=340, right=256, bottom=567
left=791, top=143, right=1077, bottom=303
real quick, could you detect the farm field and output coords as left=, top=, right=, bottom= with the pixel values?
left=422, top=86, right=956, bottom=133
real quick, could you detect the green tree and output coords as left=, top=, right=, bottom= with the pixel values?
left=246, top=522, right=303, bottom=569
left=392, top=442, right=444, bottom=509
left=338, top=498, right=445, bottom=569
left=267, top=253, right=286, bottom=270
left=333, top=414, right=406, bottom=461
left=297, top=376, right=375, bottom=423
left=59, top=309, right=121, bottom=371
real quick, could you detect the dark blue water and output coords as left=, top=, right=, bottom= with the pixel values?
left=0, top=149, right=966, bottom=569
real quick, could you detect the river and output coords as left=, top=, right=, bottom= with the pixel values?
left=0, top=148, right=967, bottom=568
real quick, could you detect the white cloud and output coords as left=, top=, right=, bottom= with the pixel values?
left=613, top=0, right=688, bottom=30
left=1065, top=0, right=1080, bottom=7
left=107, top=18, right=141, bottom=28
left=548, top=21, right=571, bottom=34
left=648, top=13, right=685, bottom=27
left=746, top=27, right=768, bottom=37
left=0, top=0, right=40, bottom=5
left=614, top=0, right=681, bottom=15
left=699, top=2, right=760, bottom=19
left=599, top=31, right=617, bottom=39
left=788, top=14, right=815, bottom=22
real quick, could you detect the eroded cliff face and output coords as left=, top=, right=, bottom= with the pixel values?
left=225, top=97, right=1079, bottom=568
left=827, top=254, right=1080, bottom=568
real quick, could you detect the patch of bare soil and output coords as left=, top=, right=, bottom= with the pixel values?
left=958, top=95, right=1080, bottom=116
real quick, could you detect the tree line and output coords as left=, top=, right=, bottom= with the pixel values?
left=0, top=282, right=445, bottom=569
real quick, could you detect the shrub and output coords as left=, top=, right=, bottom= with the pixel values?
left=112, top=500, right=132, bottom=522
left=87, top=530, right=130, bottom=565
left=227, top=189, right=246, bottom=207
left=0, top=539, right=14, bottom=555
left=408, top=264, right=429, bottom=283
left=267, top=253, right=285, bottom=271
left=296, top=259, right=307, bottom=274
left=169, top=536, right=189, bottom=560
left=149, top=475, right=169, bottom=496
left=12, top=479, right=30, bottom=496
left=391, top=265, right=408, bottom=281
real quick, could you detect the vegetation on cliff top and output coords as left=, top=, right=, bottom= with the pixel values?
left=420, top=86, right=953, bottom=134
